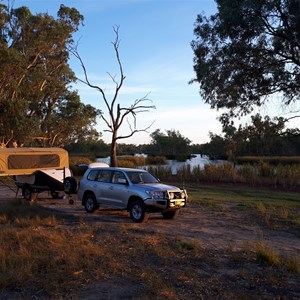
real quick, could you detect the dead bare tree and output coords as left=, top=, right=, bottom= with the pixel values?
left=71, top=26, right=155, bottom=166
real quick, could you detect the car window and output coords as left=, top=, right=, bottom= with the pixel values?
left=126, top=171, right=158, bottom=184
left=111, top=171, right=127, bottom=184
left=126, top=172, right=141, bottom=183
left=97, top=170, right=112, bottom=183
left=87, top=170, right=99, bottom=181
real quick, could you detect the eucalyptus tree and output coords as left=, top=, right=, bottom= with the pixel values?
left=149, top=129, right=191, bottom=159
left=0, top=3, right=100, bottom=147
left=227, top=115, right=291, bottom=156
left=191, top=0, right=300, bottom=125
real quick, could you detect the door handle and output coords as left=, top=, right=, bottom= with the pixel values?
left=109, top=186, right=114, bottom=190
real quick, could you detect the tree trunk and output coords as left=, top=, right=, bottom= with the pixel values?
left=110, top=133, right=118, bottom=167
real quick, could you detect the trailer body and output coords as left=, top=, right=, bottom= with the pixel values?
left=0, top=147, right=69, bottom=176
left=0, top=148, right=77, bottom=200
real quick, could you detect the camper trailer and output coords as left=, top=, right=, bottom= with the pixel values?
left=0, top=147, right=77, bottom=201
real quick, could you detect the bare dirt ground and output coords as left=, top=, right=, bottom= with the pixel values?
left=1, top=185, right=298, bottom=255
left=1, top=184, right=299, bottom=299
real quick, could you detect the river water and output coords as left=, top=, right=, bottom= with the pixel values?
left=166, top=154, right=224, bottom=175
left=97, top=154, right=225, bottom=175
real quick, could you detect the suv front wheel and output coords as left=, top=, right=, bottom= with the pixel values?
left=129, top=200, right=149, bottom=223
left=84, top=193, right=98, bottom=213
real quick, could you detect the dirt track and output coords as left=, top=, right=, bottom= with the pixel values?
left=1, top=184, right=299, bottom=256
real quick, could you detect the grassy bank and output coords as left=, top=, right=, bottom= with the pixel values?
left=0, top=184, right=299, bottom=299
left=148, top=162, right=300, bottom=190
left=186, top=183, right=300, bottom=234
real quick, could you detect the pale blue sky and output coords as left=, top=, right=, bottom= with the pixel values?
left=11, top=0, right=223, bottom=145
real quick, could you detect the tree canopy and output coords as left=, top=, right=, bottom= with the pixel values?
left=200, top=115, right=300, bottom=159
left=0, top=2, right=100, bottom=147
left=149, top=129, right=191, bottom=160
left=191, top=0, right=300, bottom=123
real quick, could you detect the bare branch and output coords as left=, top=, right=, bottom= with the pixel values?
left=117, top=120, right=155, bottom=140
left=119, top=97, right=156, bottom=128
left=110, top=25, right=126, bottom=111
left=69, top=45, right=112, bottom=113
left=285, top=115, right=300, bottom=122
left=100, top=114, right=113, bottom=133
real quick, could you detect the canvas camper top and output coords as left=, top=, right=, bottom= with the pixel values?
left=0, top=147, right=69, bottom=176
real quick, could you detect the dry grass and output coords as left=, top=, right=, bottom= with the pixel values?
left=254, top=241, right=281, bottom=266
left=0, top=200, right=107, bottom=296
left=0, top=194, right=299, bottom=299
left=284, top=255, right=300, bottom=274
left=254, top=241, right=300, bottom=274
left=254, top=200, right=300, bottom=234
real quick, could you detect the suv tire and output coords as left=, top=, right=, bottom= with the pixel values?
left=129, top=200, right=149, bottom=223
left=84, top=193, right=98, bottom=213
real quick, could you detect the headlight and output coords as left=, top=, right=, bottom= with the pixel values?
left=181, top=191, right=186, bottom=199
left=146, top=190, right=164, bottom=199
left=169, top=192, right=174, bottom=200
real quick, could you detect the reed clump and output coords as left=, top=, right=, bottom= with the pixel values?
left=148, top=161, right=300, bottom=189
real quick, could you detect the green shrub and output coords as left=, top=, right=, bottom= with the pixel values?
left=118, top=158, right=136, bottom=168
left=118, top=156, right=146, bottom=168
left=146, top=156, right=167, bottom=165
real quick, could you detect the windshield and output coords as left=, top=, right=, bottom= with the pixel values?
left=125, top=171, right=159, bottom=184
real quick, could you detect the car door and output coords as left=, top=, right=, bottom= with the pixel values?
left=92, top=170, right=113, bottom=205
left=104, top=171, right=130, bottom=208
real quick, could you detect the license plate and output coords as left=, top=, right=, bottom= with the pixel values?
left=175, top=200, right=182, bottom=206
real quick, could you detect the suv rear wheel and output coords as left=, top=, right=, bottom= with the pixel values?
left=129, top=200, right=149, bottom=223
left=84, top=193, right=98, bottom=213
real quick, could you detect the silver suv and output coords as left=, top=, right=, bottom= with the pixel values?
left=77, top=167, right=187, bottom=223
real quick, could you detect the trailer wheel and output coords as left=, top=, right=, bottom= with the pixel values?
left=64, top=177, right=77, bottom=194
left=23, top=186, right=37, bottom=201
